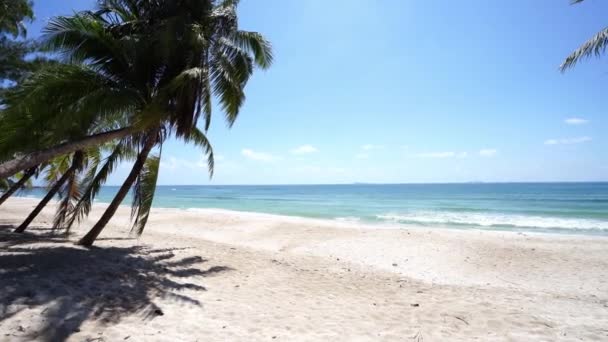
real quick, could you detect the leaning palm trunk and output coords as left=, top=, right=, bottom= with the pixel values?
left=77, top=134, right=157, bottom=246
left=14, top=168, right=73, bottom=233
left=0, top=127, right=133, bottom=179
left=0, top=167, right=36, bottom=206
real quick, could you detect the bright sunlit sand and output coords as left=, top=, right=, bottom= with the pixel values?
left=2, top=197, right=607, bottom=341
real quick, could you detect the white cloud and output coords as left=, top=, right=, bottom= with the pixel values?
left=415, top=152, right=468, bottom=158
left=161, top=157, right=193, bottom=170
left=241, top=149, right=277, bottom=161
left=362, top=144, right=383, bottom=151
left=159, top=156, right=216, bottom=178
left=544, top=136, right=592, bottom=145
left=290, top=145, right=318, bottom=154
left=355, top=144, right=384, bottom=159
left=479, top=149, right=497, bottom=157
left=564, top=117, right=589, bottom=125
left=162, top=156, right=218, bottom=170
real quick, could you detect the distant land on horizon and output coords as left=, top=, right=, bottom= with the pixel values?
left=80, top=180, right=608, bottom=187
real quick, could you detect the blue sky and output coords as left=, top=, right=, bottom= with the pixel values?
left=28, top=0, right=607, bottom=184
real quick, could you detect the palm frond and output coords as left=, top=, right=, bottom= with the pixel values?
left=65, top=141, right=135, bottom=231
left=231, top=30, right=274, bottom=69
left=0, top=0, right=34, bottom=38
left=41, top=12, right=131, bottom=79
left=130, top=151, right=161, bottom=236
left=44, top=154, right=72, bottom=184
left=182, top=127, right=214, bottom=177
left=561, top=27, right=608, bottom=71
left=210, top=56, right=245, bottom=127
left=52, top=151, right=84, bottom=231
left=201, top=69, right=213, bottom=131
left=0, top=63, right=141, bottom=159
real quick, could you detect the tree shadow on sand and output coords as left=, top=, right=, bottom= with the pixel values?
left=0, top=227, right=232, bottom=341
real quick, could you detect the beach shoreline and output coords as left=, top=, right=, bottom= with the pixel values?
left=1, top=197, right=608, bottom=341
left=9, top=195, right=608, bottom=238
left=13, top=182, right=608, bottom=236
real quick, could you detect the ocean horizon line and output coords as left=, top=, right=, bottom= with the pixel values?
left=59, top=180, right=608, bottom=188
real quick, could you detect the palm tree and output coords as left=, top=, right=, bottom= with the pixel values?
left=560, top=0, right=608, bottom=71
left=2, top=0, right=272, bottom=245
left=14, top=151, right=85, bottom=233
left=0, top=0, right=272, bottom=180
left=63, top=140, right=137, bottom=233
left=0, top=166, right=36, bottom=206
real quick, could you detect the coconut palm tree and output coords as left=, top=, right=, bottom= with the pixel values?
left=63, top=140, right=137, bottom=234
left=14, top=151, right=85, bottom=233
left=0, top=0, right=272, bottom=180
left=1, top=0, right=272, bottom=245
left=560, top=0, right=608, bottom=71
left=0, top=167, right=36, bottom=206
left=8, top=141, right=132, bottom=234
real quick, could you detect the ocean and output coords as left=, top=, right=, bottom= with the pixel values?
left=15, top=182, right=608, bottom=236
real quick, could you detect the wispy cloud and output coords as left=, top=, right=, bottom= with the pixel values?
left=479, top=149, right=497, bottom=157
left=415, top=151, right=468, bottom=158
left=544, top=136, right=592, bottom=145
left=161, top=156, right=220, bottom=171
left=290, top=144, right=318, bottom=154
left=564, top=117, right=589, bottom=125
left=355, top=144, right=383, bottom=159
left=160, top=157, right=195, bottom=170
left=241, top=149, right=277, bottom=161
left=361, top=144, right=383, bottom=151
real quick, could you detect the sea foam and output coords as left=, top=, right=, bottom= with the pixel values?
left=377, top=211, right=608, bottom=231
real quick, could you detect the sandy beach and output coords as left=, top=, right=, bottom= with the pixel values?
left=1, top=197, right=607, bottom=341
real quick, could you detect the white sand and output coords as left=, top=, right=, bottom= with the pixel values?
left=1, top=197, right=607, bottom=341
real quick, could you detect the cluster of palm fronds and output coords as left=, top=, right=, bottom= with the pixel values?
left=0, top=0, right=272, bottom=246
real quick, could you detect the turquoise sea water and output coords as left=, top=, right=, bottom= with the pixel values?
left=15, top=183, right=608, bottom=235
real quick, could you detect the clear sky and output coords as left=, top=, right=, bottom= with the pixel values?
left=28, top=0, right=608, bottom=184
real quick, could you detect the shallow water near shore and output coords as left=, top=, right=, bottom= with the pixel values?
left=16, top=182, right=608, bottom=235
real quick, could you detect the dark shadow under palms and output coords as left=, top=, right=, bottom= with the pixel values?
left=0, top=228, right=233, bottom=341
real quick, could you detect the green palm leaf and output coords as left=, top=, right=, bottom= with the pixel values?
left=52, top=151, right=84, bottom=231
left=65, top=141, right=136, bottom=231
left=131, top=151, right=161, bottom=236
left=0, top=63, right=141, bottom=160
left=232, top=31, right=274, bottom=69
left=183, top=127, right=215, bottom=177
left=42, top=12, right=131, bottom=78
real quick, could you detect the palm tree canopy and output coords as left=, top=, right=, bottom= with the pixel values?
left=0, top=0, right=37, bottom=86
left=0, top=0, right=33, bottom=38
left=1, top=0, right=272, bottom=176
